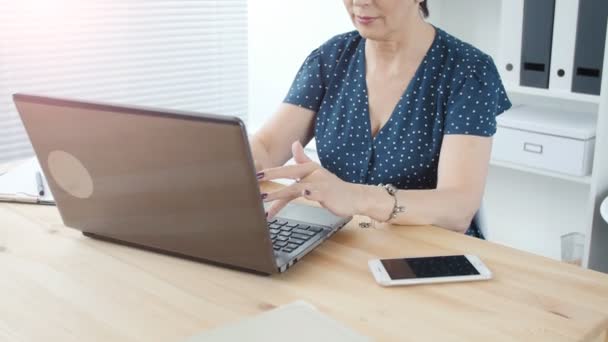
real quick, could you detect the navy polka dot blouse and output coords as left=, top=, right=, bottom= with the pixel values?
left=283, top=27, right=512, bottom=237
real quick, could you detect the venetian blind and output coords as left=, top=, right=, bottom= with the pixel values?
left=0, top=0, right=248, bottom=163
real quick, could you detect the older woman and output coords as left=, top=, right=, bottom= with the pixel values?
left=250, top=0, right=511, bottom=238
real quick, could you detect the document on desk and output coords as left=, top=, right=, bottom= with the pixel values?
left=0, top=157, right=55, bottom=205
left=183, top=301, right=370, bottom=342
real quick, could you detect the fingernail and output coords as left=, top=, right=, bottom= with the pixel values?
left=261, top=193, right=268, bottom=200
left=256, top=172, right=264, bottom=180
left=304, top=189, right=311, bottom=196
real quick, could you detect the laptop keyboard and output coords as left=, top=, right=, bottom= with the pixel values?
left=267, top=219, right=325, bottom=254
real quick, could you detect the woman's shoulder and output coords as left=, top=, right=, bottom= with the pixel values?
left=435, top=27, right=499, bottom=80
left=320, top=31, right=362, bottom=51
left=309, top=31, right=363, bottom=62
left=434, top=28, right=512, bottom=116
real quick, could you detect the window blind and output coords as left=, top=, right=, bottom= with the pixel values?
left=0, top=0, right=248, bottom=163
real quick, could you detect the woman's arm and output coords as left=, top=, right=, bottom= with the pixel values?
left=260, top=135, right=492, bottom=233
left=354, top=135, right=493, bottom=233
left=250, top=103, right=316, bottom=171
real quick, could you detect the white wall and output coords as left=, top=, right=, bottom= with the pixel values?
left=248, top=1, right=353, bottom=133
left=429, top=0, right=501, bottom=59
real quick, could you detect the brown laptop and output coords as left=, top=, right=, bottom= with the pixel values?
left=14, top=94, right=351, bottom=274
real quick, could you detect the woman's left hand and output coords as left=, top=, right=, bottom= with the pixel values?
left=258, top=141, right=362, bottom=219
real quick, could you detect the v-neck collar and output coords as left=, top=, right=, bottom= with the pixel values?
left=361, top=26, right=439, bottom=144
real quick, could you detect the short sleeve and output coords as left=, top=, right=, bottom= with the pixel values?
left=283, top=49, right=325, bottom=112
left=444, top=58, right=512, bottom=137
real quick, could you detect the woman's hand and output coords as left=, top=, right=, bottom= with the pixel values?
left=257, top=141, right=363, bottom=219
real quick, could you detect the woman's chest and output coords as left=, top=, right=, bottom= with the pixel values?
left=315, top=81, right=447, bottom=187
left=366, top=71, right=416, bottom=137
left=316, top=72, right=446, bottom=144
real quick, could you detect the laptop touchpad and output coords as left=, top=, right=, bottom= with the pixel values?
left=264, top=202, right=345, bottom=228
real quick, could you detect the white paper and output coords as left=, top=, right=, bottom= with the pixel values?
left=183, top=301, right=369, bottom=342
left=0, top=157, right=54, bottom=203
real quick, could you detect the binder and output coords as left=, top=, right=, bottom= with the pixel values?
left=498, top=0, right=524, bottom=88
left=520, top=0, right=556, bottom=89
left=549, top=0, right=580, bottom=91
left=572, top=0, right=608, bottom=95
left=0, top=157, right=55, bottom=205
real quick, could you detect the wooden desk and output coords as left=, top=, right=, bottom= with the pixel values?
left=1, top=184, right=608, bottom=341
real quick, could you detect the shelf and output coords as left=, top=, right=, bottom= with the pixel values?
left=506, top=85, right=601, bottom=105
left=490, top=159, right=592, bottom=185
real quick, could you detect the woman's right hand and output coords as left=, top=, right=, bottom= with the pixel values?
left=249, top=102, right=316, bottom=178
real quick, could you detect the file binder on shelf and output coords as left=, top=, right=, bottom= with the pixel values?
left=520, top=0, right=556, bottom=89
left=499, top=0, right=524, bottom=88
left=572, top=0, right=608, bottom=95
left=549, top=0, right=580, bottom=92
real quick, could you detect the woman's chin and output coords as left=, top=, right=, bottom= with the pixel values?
left=354, top=26, right=381, bottom=39
left=357, top=30, right=386, bottom=41
left=352, top=21, right=391, bottom=40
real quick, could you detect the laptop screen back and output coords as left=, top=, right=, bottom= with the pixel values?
left=14, top=94, right=277, bottom=274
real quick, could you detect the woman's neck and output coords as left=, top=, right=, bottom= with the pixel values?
left=365, top=21, right=435, bottom=76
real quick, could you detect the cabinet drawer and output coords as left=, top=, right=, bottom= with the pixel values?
left=492, top=126, right=595, bottom=176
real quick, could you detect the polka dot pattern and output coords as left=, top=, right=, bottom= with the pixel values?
left=284, top=27, right=511, bottom=237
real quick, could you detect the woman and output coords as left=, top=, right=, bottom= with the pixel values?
left=250, top=0, right=511, bottom=238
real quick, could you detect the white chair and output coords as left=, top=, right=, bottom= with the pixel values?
left=472, top=202, right=489, bottom=239
left=601, top=196, right=608, bottom=224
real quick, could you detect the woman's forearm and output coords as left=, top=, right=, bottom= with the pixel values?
left=249, top=136, right=274, bottom=171
left=353, top=184, right=479, bottom=233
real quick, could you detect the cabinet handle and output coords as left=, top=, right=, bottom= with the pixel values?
left=576, top=67, right=600, bottom=78
left=523, top=142, right=543, bottom=154
left=523, top=62, right=545, bottom=72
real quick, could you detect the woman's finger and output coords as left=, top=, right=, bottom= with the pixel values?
left=262, top=182, right=305, bottom=202
left=292, top=141, right=312, bottom=164
left=301, top=186, right=323, bottom=203
left=253, top=159, right=262, bottom=173
left=267, top=197, right=294, bottom=219
left=257, top=162, right=317, bottom=182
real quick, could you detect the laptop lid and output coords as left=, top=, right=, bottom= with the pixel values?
left=14, top=93, right=278, bottom=274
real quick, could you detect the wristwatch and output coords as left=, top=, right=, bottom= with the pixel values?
left=380, top=183, right=405, bottom=222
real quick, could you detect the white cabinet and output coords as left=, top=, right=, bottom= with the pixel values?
left=429, top=0, right=608, bottom=272
left=493, top=106, right=596, bottom=177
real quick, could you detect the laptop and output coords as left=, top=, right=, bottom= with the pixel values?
left=13, top=93, right=351, bottom=274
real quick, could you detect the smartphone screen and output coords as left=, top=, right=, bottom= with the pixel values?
left=381, top=255, right=480, bottom=280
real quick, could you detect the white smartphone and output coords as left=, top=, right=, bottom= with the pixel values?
left=368, top=255, right=492, bottom=286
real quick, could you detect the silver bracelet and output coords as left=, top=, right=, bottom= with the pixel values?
left=358, top=183, right=405, bottom=229
left=380, top=183, right=406, bottom=222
